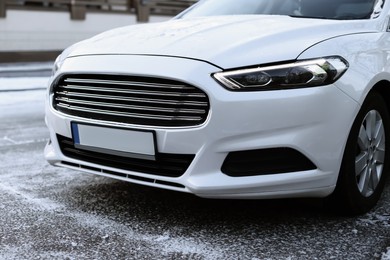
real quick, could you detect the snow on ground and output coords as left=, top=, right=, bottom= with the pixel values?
left=0, top=77, right=49, bottom=92
left=0, top=62, right=51, bottom=91
left=0, top=62, right=52, bottom=73
left=1, top=72, right=390, bottom=259
left=383, top=248, right=390, bottom=260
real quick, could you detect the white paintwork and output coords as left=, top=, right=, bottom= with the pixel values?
left=45, top=0, right=390, bottom=199
left=66, top=15, right=384, bottom=69
left=45, top=55, right=357, bottom=198
left=0, top=10, right=170, bottom=51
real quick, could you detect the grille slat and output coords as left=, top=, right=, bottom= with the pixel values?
left=60, top=85, right=206, bottom=98
left=55, top=91, right=208, bottom=107
left=64, top=78, right=194, bottom=90
left=53, top=74, right=210, bottom=127
left=56, top=103, right=203, bottom=121
left=55, top=97, right=206, bottom=114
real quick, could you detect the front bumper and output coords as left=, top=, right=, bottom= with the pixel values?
left=45, top=54, right=360, bottom=199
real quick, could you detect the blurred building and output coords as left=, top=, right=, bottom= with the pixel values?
left=0, top=0, right=197, bottom=62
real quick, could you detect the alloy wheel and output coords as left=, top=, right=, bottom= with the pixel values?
left=355, top=110, right=386, bottom=197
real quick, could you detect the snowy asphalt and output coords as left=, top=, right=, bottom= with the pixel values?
left=0, top=68, right=389, bottom=259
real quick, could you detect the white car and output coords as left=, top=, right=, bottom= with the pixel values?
left=45, top=0, right=389, bottom=214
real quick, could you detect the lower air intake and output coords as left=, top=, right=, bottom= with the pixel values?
left=221, top=148, right=317, bottom=177
left=57, top=135, right=194, bottom=178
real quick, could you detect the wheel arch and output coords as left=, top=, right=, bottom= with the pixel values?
left=330, top=82, right=390, bottom=214
left=370, top=80, right=390, bottom=116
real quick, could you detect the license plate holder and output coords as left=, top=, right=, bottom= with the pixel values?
left=71, top=122, right=156, bottom=161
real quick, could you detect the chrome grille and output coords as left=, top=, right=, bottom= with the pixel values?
left=52, top=74, right=210, bottom=127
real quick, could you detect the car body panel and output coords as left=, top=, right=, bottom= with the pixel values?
left=66, top=16, right=382, bottom=69
left=46, top=54, right=359, bottom=198
left=299, top=32, right=390, bottom=104
left=45, top=0, right=390, bottom=200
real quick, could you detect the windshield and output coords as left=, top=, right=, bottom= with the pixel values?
left=180, top=0, right=385, bottom=20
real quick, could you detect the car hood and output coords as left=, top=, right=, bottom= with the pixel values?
left=67, top=16, right=379, bottom=69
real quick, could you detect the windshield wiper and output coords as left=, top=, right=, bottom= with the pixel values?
left=288, top=14, right=370, bottom=20
left=288, top=15, right=331, bottom=20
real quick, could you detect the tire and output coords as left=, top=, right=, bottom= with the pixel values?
left=333, top=91, right=389, bottom=215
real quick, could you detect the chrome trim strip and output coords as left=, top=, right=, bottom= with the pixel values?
left=55, top=97, right=206, bottom=114
left=55, top=91, right=208, bottom=106
left=64, top=78, right=193, bottom=90
left=59, top=84, right=206, bottom=98
left=56, top=103, right=202, bottom=121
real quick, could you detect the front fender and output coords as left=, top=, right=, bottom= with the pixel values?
left=299, top=32, right=390, bottom=104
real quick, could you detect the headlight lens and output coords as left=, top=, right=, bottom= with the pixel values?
left=213, top=56, right=348, bottom=91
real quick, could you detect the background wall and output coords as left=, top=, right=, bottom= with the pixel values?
left=0, top=10, right=170, bottom=52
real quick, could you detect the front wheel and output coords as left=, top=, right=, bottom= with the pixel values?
left=333, top=92, right=389, bottom=215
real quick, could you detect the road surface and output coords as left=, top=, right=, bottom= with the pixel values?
left=0, top=80, right=389, bottom=259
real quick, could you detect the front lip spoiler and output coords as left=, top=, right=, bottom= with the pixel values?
left=57, top=159, right=189, bottom=191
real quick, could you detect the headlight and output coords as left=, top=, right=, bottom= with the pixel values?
left=213, top=56, right=348, bottom=91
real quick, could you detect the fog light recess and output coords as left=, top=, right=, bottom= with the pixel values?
left=221, top=148, right=317, bottom=177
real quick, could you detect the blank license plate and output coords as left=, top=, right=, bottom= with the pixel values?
left=71, top=123, right=156, bottom=160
